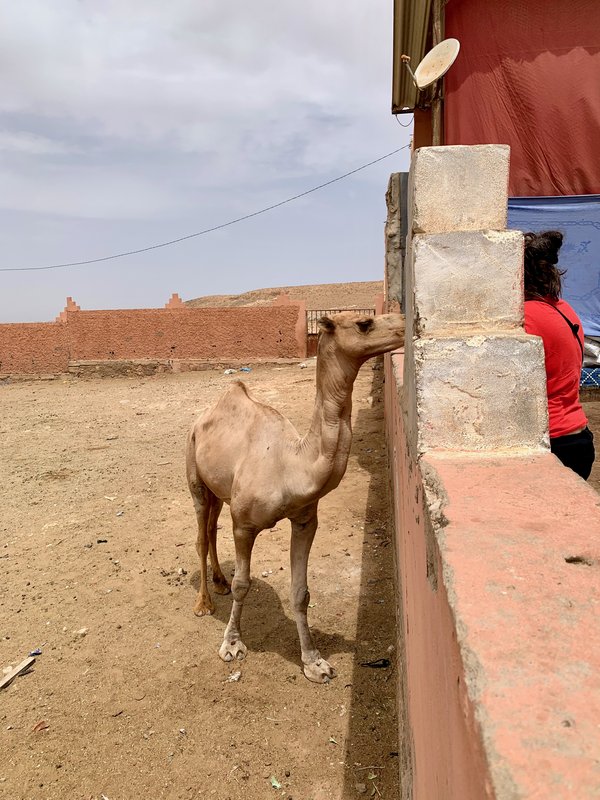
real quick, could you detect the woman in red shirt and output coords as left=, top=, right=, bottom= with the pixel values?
left=523, top=230, right=595, bottom=479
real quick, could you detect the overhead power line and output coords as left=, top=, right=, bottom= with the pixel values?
left=1, top=144, right=411, bottom=273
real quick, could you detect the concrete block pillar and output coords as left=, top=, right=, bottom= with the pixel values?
left=403, top=145, right=549, bottom=455
left=385, top=172, right=409, bottom=312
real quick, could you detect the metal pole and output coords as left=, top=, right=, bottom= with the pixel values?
left=431, top=0, right=444, bottom=145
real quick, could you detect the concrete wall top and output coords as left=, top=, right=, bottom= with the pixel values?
left=423, top=450, right=600, bottom=799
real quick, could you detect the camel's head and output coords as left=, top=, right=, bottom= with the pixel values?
left=317, top=311, right=405, bottom=362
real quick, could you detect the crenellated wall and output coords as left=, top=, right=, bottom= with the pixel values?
left=0, top=295, right=307, bottom=375
left=385, top=147, right=600, bottom=799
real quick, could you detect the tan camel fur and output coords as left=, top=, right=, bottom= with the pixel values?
left=186, top=311, right=405, bottom=683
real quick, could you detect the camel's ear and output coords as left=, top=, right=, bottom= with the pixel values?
left=318, top=316, right=336, bottom=333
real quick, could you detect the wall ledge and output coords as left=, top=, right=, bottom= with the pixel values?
left=424, top=450, right=600, bottom=797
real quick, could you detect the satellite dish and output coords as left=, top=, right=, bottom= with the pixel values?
left=401, top=38, right=460, bottom=91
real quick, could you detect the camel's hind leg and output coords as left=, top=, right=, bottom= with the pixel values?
left=189, top=480, right=217, bottom=616
left=207, top=497, right=230, bottom=595
left=187, top=444, right=226, bottom=616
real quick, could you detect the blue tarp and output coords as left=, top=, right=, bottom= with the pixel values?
left=508, top=195, right=600, bottom=337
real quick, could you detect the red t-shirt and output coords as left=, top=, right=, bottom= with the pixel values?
left=524, top=298, right=587, bottom=438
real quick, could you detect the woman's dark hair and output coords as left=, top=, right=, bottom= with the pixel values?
left=523, top=230, right=566, bottom=301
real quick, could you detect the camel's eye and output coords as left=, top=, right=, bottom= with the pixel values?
left=356, top=318, right=374, bottom=334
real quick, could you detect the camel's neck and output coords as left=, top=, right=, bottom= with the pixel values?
left=301, top=343, right=361, bottom=488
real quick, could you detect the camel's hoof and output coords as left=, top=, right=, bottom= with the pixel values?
left=219, top=638, right=247, bottom=662
left=193, top=598, right=214, bottom=617
left=303, top=658, right=337, bottom=684
left=212, top=577, right=231, bottom=595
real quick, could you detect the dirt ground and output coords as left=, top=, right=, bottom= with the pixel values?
left=2, top=355, right=599, bottom=800
left=0, top=361, right=400, bottom=800
left=583, top=398, right=600, bottom=494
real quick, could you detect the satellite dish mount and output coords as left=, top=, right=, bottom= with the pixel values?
left=401, top=38, right=460, bottom=91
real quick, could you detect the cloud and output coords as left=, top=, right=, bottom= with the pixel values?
left=0, top=130, right=74, bottom=155
left=0, top=1, right=411, bottom=321
left=0, top=1, right=393, bottom=151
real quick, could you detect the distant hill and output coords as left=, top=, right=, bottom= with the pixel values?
left=185, top=280, right=383, bottom=311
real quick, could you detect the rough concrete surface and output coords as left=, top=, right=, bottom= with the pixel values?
left=409, top=145, right=510, bottom=235
left=0, top=363, right=399, bottom=800
left=412, top=334, right=549, bottom=453
left=412, top=230, right=524, bottom=334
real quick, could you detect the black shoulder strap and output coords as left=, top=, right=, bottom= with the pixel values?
left=536, top=300, right=583, bottom=360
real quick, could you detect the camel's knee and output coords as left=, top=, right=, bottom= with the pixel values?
left=292, top=586, right=310, bottom=614
left=231, top=576, right=251, bottom=603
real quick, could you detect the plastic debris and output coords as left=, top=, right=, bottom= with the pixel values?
left=29, top=648, right=42, bottom=657
left=223, top=369, right=237, bottom=375
left=239, top=367, right=252, bottom=372
left=359, top=658, right=390, bottom=669
left=224, top=670, right=241, bottom=682
left=299, top=363, right=307, bottom=369
left=270, top=777, right=282, bottom=790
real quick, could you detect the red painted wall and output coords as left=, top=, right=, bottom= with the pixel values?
left=0, top=305, right=305, bottom=374
left=384, top=353, right=493, bottom=800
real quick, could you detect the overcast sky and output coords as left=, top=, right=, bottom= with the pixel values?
left=0, top=1, right=412, bottom=322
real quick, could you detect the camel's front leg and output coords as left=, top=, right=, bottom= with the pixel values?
left=290, top=507, right=337, bottom=684
left=219, top=524, right=258, bottom=663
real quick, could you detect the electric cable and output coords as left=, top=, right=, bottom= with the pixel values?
left=395, top=114, right=413, bottom=128
left=1, top=143, right=410, bottom=273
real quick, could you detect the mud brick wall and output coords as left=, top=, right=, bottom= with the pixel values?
left=66, top=307, right=302, bottom=361
left=0, top=304, right=305, bottom=374
left=0, top=322, right=69, bottom=374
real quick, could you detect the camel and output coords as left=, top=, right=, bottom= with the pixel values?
left=185, top=310, right=405, bottom=683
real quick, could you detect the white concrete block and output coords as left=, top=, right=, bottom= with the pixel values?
left=407, top=334, right=548, bottom=453
left=410, top=145, right=510, bottom=234
left=412, top=230, right=524, bottom=335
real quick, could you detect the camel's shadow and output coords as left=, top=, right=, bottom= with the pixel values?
left=189, top=562, right=355, bottom=668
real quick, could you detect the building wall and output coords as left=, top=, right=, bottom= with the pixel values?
left=385, top=355, right=493, bottom=800
left=0, top=304, right=306, bottom=375
left=385, top=145, right=600, bottom=798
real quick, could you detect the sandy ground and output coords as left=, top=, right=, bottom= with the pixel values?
left=583, top=399, right=600, bottom=494
left=185, top=281, right=383, bottom=311
left=2, top=355, right=598, bottom=800
left=0, top=361, right=400, bottom=800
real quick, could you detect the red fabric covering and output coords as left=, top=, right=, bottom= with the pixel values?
left=524, top=299, right=587, bottom=437
left=444, top=0, right=600, bottom=196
